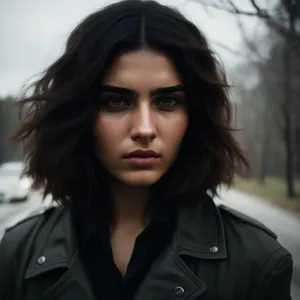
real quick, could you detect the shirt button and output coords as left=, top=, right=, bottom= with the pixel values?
left=210, top=245, right=219, bottom=253
left=173, top=286, right=185, bottom=297
left=37, top=256, right=46, bottom=265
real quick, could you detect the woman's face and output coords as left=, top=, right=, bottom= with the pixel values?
left=94, top=47, right=188, bottom=186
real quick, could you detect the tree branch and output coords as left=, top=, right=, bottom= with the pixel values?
left=189, top=0, right=271, bottom=18
left=250, top=0, right=262, bottom=13
left=189, top=0, right=300, bottom=51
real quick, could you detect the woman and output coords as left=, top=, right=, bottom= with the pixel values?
left=0, top=1, right=293, bottom=299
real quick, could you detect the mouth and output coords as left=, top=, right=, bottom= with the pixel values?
left=123, top=149, right=160, bottom=159
left=123, top=149, right=161, bottom=166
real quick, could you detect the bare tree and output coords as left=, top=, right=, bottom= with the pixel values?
left=282, top=7, right=297, bottom=197
left=189, top=0, right=300, bottom=47
left=191, top=0, right=299, bottom=198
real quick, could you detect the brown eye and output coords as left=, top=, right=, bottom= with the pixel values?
left=108, top=98, right=128, bottom=107
left=155, top=97, right=178, bottom=110
left=102, top=97, right=130, bottom=111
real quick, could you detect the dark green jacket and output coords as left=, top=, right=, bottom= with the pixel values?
left=0, top=197, right=293, bottom=300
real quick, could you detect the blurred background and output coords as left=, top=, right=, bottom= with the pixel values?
left=0, top=0, right=299, bottom=298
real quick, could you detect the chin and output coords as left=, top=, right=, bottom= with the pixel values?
left=118, top=170, right=163, bottom=186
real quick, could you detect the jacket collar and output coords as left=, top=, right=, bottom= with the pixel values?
left=174, top=194, right=227, bottom=259
left=24, top=194, right=227, bottom=280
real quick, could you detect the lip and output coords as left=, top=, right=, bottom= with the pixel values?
left=123, top=149, right=160, bottom=167
left=123, top=149, right=160, bottom=159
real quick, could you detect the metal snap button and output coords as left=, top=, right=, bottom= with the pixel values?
left=173, top=286, right=185, bottom=297
left=37, top=256, right=46, bottom=265
left=209, top=245, right=219, bottom=253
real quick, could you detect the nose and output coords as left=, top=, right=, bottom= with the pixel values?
left=130, top=101, right=157, bottom=143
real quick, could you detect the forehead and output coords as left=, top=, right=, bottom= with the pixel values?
left=103, top=47, right=182, bottom=89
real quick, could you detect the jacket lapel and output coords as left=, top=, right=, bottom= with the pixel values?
left=133, top=244, right=208, bottom=300
left=38, top=251, right=95, bottom=300
left=174, top=195, right=227, bottom=259
left=134, top=195, right=227, bottom=300
left=24, top=207, right=96, bottom=300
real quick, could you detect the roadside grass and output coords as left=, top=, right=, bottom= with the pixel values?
left=233, top=176, right=300, bottom=216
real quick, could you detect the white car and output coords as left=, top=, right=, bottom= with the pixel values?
left=0, top=161, right=32, bottom=203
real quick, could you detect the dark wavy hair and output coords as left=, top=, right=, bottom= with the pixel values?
left=10, top=0, right=249, bottom=208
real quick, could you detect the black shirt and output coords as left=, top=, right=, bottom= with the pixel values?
left=74, top=203, right=175, bottom=300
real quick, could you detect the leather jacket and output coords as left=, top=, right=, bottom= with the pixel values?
left=0, top=195, right=293, bottom=300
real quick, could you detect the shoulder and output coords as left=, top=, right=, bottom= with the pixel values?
left=0, top=206, right=62, bottom=256
left=218, top=204, right=277, bottom=238
left=217, top=204, right=293, bottom=294
left=0, top=206, right=65, bottom=299
left=218, top=203, right=280, bottom=255
left=217, top=203, right=293, bottom=261
left=217, top=204, right=293, bottom=296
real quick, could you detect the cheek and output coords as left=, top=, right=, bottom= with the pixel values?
left=164, top=113, right=188, bottom=147
left=94, top=116, right=126, bottom=152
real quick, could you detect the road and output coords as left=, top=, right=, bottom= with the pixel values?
left=0, top=188, right=299, bottom=299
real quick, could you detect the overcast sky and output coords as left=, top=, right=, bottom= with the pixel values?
left=0, top=0, right=260, bottom=97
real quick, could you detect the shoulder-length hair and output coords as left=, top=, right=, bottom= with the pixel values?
left=10, top=0, right=249, bottom=208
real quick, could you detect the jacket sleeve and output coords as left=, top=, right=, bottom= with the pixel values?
left=255, top=247, right=294, bottom=300
left=0, top=233, right=15, bottom=300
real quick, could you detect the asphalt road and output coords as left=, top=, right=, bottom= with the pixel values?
left=0, top=188, right=299, bottom=299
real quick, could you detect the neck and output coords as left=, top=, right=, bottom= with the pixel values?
left=109, top=180, right=151, bottom=228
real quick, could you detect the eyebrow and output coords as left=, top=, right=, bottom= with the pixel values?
left=99, top=84, right=185, bottom=96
